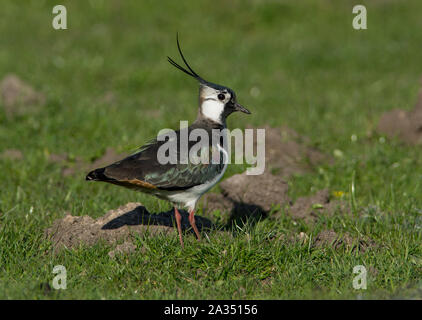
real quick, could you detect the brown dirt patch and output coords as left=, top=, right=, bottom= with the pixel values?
left=286, top=189, right=347, bottom=222
left=0, top=149, right=23, bottom=160
left=201, top=172, right=290, bottom=224
left=220, top=172, right=290, bottom=212
left=201, top=175, right=347, bottom=224
left=87, top=126, right=334, bottom=227
left=377, top=78, right=422, bottom=145
left=0, top=74, right=45, bottom=118
left=45, top=202, right=215, bottom=251
left=240, top=125, right=331, bottom=178
left=201, top=192, right=235, bottom=216
left=313, top=230, right=376, bottom=253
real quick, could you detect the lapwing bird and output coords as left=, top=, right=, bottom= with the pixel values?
left=86, top=36, right=251, bottom=247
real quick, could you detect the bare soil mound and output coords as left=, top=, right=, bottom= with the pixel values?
left=0, top=74, right=45, bottom=118
left=201, top=193, right=235, bottom=216
left=220, top=172, right=290, bottom=212
left=200, top=126, right=342, bottom=223
left=377, top=79, right=422, bottom=145
left=201, top=172, right=290, bottom=224
left=45, top=202, right=215, bottom=252
left=201, top=174, right=347, bottom=224
left=286, top=189, right=346, bottom=222
left=240, top=125, right=331, bottom=178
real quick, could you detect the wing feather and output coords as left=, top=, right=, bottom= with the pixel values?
left=100, top=126, right=226, bottom=191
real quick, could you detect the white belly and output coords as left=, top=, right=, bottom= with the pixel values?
left=166, top=144, right=228, bottom=211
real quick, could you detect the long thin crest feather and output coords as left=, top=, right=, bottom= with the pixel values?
left=176, top=33, right=201, bottom=79
left=167, top=34, right=204, bottom=83
left=167, top=56, right=195, bottom=78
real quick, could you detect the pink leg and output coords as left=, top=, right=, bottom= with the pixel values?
left=188, top=210, right=201, bottom=241
left=174, top=207, right=184, bottom=248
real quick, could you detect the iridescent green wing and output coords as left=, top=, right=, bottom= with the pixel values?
left=144, top=143, right=225, bottom=190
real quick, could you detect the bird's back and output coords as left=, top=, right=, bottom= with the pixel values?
left=86, top=119, right=228, bottom=193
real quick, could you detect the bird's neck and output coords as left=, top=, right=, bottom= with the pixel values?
left=197, top=99, right=226, bottom=125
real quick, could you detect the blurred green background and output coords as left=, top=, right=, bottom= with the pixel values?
left=0, top=0, right=421, bottom=299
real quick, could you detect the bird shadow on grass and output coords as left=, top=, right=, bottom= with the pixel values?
left=101, top=205, right=215, bottom=234
left=100, top=202, right=267, bottom=237
left=223, top=202, right=268, bottom=234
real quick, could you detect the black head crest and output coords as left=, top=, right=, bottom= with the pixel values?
left=167, top=34, right=206, bottom=84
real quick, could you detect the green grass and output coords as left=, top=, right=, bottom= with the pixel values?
left=1, top=0, right=422, bottom=299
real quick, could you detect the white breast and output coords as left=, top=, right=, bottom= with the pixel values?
left=200, top=100, right=225, bottom=124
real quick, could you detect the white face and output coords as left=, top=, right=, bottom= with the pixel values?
left=199, top=86, right=231, bottom=123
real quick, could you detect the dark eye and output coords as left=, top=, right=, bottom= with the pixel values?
left=217, top=93, right=225, bottom=101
